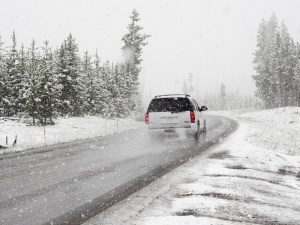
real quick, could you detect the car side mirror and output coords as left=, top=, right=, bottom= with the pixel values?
left=200, top=106, right=208, bottom=111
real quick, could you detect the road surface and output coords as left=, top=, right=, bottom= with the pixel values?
left=0, top=115, right=237, bottom=225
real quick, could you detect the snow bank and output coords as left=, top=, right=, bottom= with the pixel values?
left=206, top=107, right=300, bottom=156
left=237, top=107, right=300, bottom=156
left=0, top=116, right=144, bottom=154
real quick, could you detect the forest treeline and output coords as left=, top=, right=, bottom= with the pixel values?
left=0, top=9, right=149, bottom=125
left=253, top=14, right=300, bottom=108
left=199, top=90, right=262, bottom=111
left=182, top=76, right=262, bottom=111
left=195, top=83, right=262, bottom=111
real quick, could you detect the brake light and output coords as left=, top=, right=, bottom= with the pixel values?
left=145, top=112, right=149, bottom=125
left=190, top=111, right=195, bottom=123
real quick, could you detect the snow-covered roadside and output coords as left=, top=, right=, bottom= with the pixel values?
left=239, top=107, right=300, bottom=156
left=84, top=107, right=300, bottom=225
left=0, top=116, right=144, bottom=154
left=207, top=107, right=300, bottom=155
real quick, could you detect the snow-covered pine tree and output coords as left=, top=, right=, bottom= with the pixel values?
left=188, top=73, right=194, bottom=95
left=266, top=14, right=280, bottom=108
left=37, top=40, right=60, bottom=125
left=120, top=62, right=134, bottom=117
left=226, top=92, right=234, bottom=110
left=253, top=14, right=300, bottom=108
left=100, top=60, right=115, bottom=118
left=287, top=40, right=297, bottom=106
left=181, top=74, right=194, bottom=96
left=275, top=27, right=283, bottom=107
left=0, top=36, right=7, bottom=116
left=16, top=44, right=29, bottom=115
left=109, top=62, right=132, bottom=118
left=289, top=40, right=299, bottom=106
left=278, top=21, right=294, bottom=107
left=56, top=34, right=85, bottom=116
left=294, top=43, right=300, bottom=106
left=112, top=63, right=121, bottom=118
left=198, top=89, right=260, bottom=111
left=203, top=92, right=209, bottom=107
left=253, top=19, right=268, bottom=107
left=220, top=83, right=226, bottom=110
left=253, top=14, right=280, bottom=108
left=25, top=40, right=40, bottom=125
left=113, top=62, right=133, bottom=118
left=182, top=80, right=188, bottom=94
left=5, top=31, right=19, bottom=116
left=244, top=96, right=252, bottom=109
left=82, top=51, right=98, bottom=115
left=121, top=9, right=150, bottom=117
left=54, top=44, right=67, bottom=115
left=93, top=51, right=108, bottom=115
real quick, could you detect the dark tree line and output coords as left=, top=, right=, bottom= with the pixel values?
left=253, top=13, right=300, bottom=108
left=0, top=9, right=149, bottom=125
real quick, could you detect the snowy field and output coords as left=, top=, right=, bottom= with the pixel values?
left=85, top=107, right=300, bottom=225
left=0, top=116, right=144, bottom=154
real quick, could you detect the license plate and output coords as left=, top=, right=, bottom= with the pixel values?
left=162, top=118, right=177, bottom=123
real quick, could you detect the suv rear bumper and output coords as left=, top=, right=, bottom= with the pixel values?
left=148, top=123, right=197, bottom=130
left=147, top=126, right=198, bottom=137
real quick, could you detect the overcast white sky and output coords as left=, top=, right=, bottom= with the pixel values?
left=1, top=0, right=300, bottom=102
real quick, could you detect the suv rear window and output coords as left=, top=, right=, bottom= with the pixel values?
left=148, top=98, right=192, bottom=112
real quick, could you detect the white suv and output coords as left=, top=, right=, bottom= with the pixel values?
left=145, top=94, right=207, bottom=134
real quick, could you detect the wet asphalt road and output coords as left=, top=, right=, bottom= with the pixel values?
left=0, top=115, right=237, bottom=225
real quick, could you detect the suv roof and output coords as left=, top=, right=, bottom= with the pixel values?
left=154, top=94, right=191, bottom=99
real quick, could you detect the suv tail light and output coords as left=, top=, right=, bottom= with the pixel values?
left=190, top=111, right=195, bottom=123
left=145, top=112, right=149, bottom=125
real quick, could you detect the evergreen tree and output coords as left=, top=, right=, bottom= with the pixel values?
left=25, top=40, right=40, bottom=125
left=120, top=62, right=134, bottom=116
left=265, top=14, right=279, bottom=108
left=93, top=51, right=108, bottom=115
left=188, top=73, right=194, bottom=94
left=182, top=80, right=188, bottom=94
left=121, top=9, right=150, bottom=116
left=253, top=19, right=267, bottom=106
left=82, top=51, right=98, bottom=114
left=181, top=74, right=194, bottom=96
left=220, top=83, right=227, bottom=110
left=37, top=40, right=60, bottom=125
left=294, top=43, right=300, bottom=105
left=279, top=22, right=292, bottom=106
left=5, top=31, right=19, bottom=116
left=198, top=89, right=260, bottom=111
left=253, top=14, right=300, bottom=108
left=0, top=18, right=153, bottom=123
left=289, top=40, right=298, bottom=106
left=54, top=44, right=66, bottom=114
left=253, top=14, right=279, bottom=108
left=16, top=44, right=29, bottom=114
left=111, top=63, right=121, bottom=118
left=100, top=60, right=115, bottom=118
left=56, top=34, right=85, bottom=116
left=113, top=63, right=133, bottom=117
left=0, top=36, right=7, bottom=116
